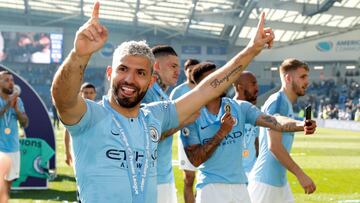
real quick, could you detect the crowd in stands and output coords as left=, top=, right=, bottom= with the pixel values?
left=299, top=76, right=360, bottom=121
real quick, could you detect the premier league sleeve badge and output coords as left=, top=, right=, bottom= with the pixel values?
left=182, top=127, right=190, bottom=137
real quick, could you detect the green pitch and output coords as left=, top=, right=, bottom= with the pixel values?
left=9, top=127, right=360, bottom=203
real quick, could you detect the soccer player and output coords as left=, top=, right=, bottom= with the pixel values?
left=51, top=1, right=275, bottom=202
left=0, top=70, right=28, bottom=196
left=141, top=45, right=180, bottom=203
left=170, top=58, right=200, bottom=203
left=233, top=71, right=259, bottom=177
left=180, top=62, right=316, bottom=203
left=248, top=59, right=316, bottom=203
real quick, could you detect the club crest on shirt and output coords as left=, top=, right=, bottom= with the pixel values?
left=182, top=127, right=190, bottom=136
left=150, top=127, right=160, bottom=142
left=224, top=104, right=231, bottom=113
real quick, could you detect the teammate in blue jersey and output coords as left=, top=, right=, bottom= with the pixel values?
left=233, top=71, right=260, bottom=178
left=170, top=58, right=200, bottom=203
left=51, top=1, right=276, bottom=202
left=0, top=70, right=28, bottom=196
left=248, top=59, right=316, bottom=203
left=181, top=62, right=316, bottom=203
left=142, top=45, right=179, bottom=103
left=142, top=45, right=181, bottom=203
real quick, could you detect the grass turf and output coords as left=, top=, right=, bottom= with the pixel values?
left=9, top=127, right=360, bottom=203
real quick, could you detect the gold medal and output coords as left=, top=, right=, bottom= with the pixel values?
left=4, top=128, right=11, bottom=135
left=242, top=149, right=249, bottom=158
left=225, top=104, right=231, bottom=113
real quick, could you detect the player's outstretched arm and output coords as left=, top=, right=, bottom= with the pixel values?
left=175, top=12, right=274, bottom=125
left=51, top=1, right=108, bottom=125
left=161, top=111, right=200, bottom=140
left=269, top=130, right=316, bottom=194
left=256, top=114, right=317, bottom=134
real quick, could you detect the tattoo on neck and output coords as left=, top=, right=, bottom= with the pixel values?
left=210, top=65, right=243, bottom=88
left=154, top=71, right=167, bottom=90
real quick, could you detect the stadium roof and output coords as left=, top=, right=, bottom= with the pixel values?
left=0, top=0, right=359, bottom=47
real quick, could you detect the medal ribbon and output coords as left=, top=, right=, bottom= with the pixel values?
left=104, top=98, right=150, bottom=202
left=243, top=125, right=254, bottom=149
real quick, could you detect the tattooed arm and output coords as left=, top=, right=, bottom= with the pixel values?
left=185, top=112, right=234, bottom=167
left=0, top=102, right=10, bottom=117
left=50, top=2, right=108, bottom=125
left=174, top=13, right=274, bottom=125
left=160, top=111, right=200, bottom=141
left=256, top=114, right=316, bottom=134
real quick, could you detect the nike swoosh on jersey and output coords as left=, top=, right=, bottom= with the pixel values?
left=200, top=125, right=211, bottom=130
left=111, top=130, right=120, bottom=136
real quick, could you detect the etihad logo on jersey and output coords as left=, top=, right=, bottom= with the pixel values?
left=106, top=148, right=157, bottom=169
left=202, top=131, right=242, bottom=146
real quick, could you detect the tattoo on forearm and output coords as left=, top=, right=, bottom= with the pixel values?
left=185, top=132, right=224, bottom=166
left=280, top=123, right=297, bottom=132
left=154, top=71, right=166, bottom=90
left=18, top=113, right=28, bottom=128
left=0, top=105, right=9, bottom=116
left=264, top=115, right=299, bottom=132
left=263, top=115, right=280, bottom=127
left=210, top=65, right=243, bottom=88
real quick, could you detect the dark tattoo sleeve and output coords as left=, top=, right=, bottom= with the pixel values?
left=258, top=114, right=302, bottom=132
left=210, top=65, right=243, bottom=88
left=0, top=103, right=10, bottom=117
left=279, top=122, right=298, bottom=132
left=262, top=115, right=280, bottom=128
left=17, top=112, right=29, bottom=128
left=184, top=128, right=227, bottom=167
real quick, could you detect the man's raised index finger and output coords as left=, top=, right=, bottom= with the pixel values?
left=92, top=1, right=100, bottom=18
left=257, top=12, right=265, bottom=30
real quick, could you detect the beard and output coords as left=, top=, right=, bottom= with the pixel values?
left=2, top=87, right=13, bottom=95
left=244, top=89, right=257, bottom=104
left=292, top=81, right=306, bottom=96
left=112, top=81, right=147, bottom=108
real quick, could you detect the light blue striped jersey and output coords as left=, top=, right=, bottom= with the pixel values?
left=249, top=90, right=295, bottom=187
